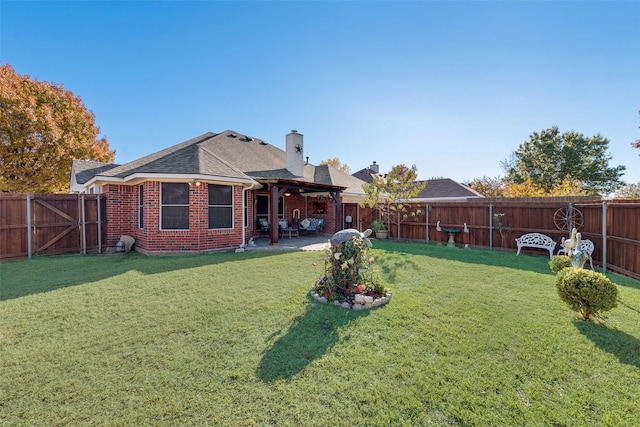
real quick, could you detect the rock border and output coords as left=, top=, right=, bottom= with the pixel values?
left=310, top=288, right=392, bottom=310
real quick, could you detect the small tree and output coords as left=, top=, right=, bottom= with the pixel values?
left=359, top=164, right=426, bottom=240
left=555, top=269, right=618, bottom=320
left=492, top=212, right=512, bottom=250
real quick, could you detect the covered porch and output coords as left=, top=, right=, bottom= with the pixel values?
left=255, top=178, right=345, bottom=246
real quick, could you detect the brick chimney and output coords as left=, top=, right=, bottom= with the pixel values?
left=285, top=130, right=304, bottom=177
left=369, top=161, right=379, bottom=174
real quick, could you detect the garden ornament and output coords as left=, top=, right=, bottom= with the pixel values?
left=570, top=231, right=587, bottom=269
left=561, top=228, right=578, bottom=256
left=330, top=228, right=373, bottom=247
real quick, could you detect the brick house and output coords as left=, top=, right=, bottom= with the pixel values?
left=70, top=130, right=368, bottom=253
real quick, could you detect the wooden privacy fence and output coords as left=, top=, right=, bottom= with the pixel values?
left=2, top=194, right=638, bottom=280
left=353, top=197, right=640, bottom=280
left=0, top=193, right=107, bottom=260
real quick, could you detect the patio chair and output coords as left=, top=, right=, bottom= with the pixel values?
left=257, top=218, right=271, bottom=237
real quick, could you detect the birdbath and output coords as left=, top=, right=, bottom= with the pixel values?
left=444, top=228, right=460, bottom=247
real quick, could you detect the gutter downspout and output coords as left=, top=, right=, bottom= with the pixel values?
left=242, top=187, right=247, bottom=247
left=241, top=181, right=262, bottom=248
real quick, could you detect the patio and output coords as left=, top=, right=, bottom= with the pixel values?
left=247, top=234, right=330, bottom=251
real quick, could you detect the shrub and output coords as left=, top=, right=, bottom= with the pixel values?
left=549, top=255, right=572, bottom=273
left=370, top=220, right=387, bottom=232
left=555, top=268, right=618, bottom=320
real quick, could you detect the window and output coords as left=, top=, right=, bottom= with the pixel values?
left=161, top=183, right=189, bottom=229
left=256, top=194, right=269, bottom=227
left=255, top=194, right=284, bottom=228
left=138, top=184, right=144, bottom=229
left=209, top=184, right=233, bottom=229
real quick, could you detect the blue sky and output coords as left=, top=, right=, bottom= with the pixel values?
left=2, top=1, right=639, bottom=185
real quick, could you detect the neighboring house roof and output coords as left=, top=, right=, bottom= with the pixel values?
left=351, top=162, right=381, bottom=184
left=351, top=161, right=484, bottom=202
left=413, top=178, right=485, bottom=201
left=71, top=130, right=368, bottom=196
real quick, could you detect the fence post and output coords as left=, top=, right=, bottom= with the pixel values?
left=81, top=195, right=87, bottom=255
left=97, top=195, right=102, bottom=254
left=602, top=201, right=607, bottom=273
left=27, top=194, right=32, bottom=260
left=489, top=203, right=493, bottom=250
left=568, top=203, right=573, bottom=231
left=425, top=204, right=429, bottom=241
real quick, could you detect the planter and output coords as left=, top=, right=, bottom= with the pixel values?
left=375, top=230, right=388, bottom=239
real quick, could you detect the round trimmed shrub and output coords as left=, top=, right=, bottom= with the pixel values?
left=555, top=268, right=618, bottom=320
left=549, top=255, right=572, bottom=273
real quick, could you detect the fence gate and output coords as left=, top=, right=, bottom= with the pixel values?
left=32, top=195, right=81, bottom=255
left=0, top=193, right=105, bottom=260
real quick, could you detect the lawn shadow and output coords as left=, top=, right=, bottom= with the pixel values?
left=0, top=249, right=301, bottom=301
left=257, top=297, right=371, bottom=382
left=574, top=321, right=640, bottom=369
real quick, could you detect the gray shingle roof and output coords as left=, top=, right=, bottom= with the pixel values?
left=76, top=130, right=366, bottom=193
left=98, top=133, right=252, bottom=181
left=315, top=165, right=366, bottom=194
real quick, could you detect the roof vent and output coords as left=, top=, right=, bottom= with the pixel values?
left=240, top=135, right=254, bottom=142
left=228, top=133, right=237, bottom=138
left=259, top=141, right=268, bottom=145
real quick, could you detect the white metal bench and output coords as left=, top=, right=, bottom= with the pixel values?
left=515, top=233, right=556, bottom=259
left=557, top=239, right=595, bottom=270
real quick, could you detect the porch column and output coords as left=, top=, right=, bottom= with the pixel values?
left=270, top=185, right=279, bottom=245
left=329, top=191, right=343, bottom=231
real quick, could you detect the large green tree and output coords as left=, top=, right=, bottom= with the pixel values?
left=503, top=126, right=625, bottom=196
left=0, top=63, right=114, bottom=193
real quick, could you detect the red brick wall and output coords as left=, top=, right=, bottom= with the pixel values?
left=103, top=184, right=137, bottom=248
left=283, top=195, right=337, bottom=234
left=105, top=181, right=251, bottom=253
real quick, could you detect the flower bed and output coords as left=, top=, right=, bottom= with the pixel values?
left=312, top=232, right=390, bottom=309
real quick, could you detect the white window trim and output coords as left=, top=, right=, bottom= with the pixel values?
left=160, top=182, right=190, bottom=230
left=208, top=184, right=234, bottom=230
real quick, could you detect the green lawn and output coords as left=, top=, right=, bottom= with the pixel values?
left=1, top=242, right=639, bottom=426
